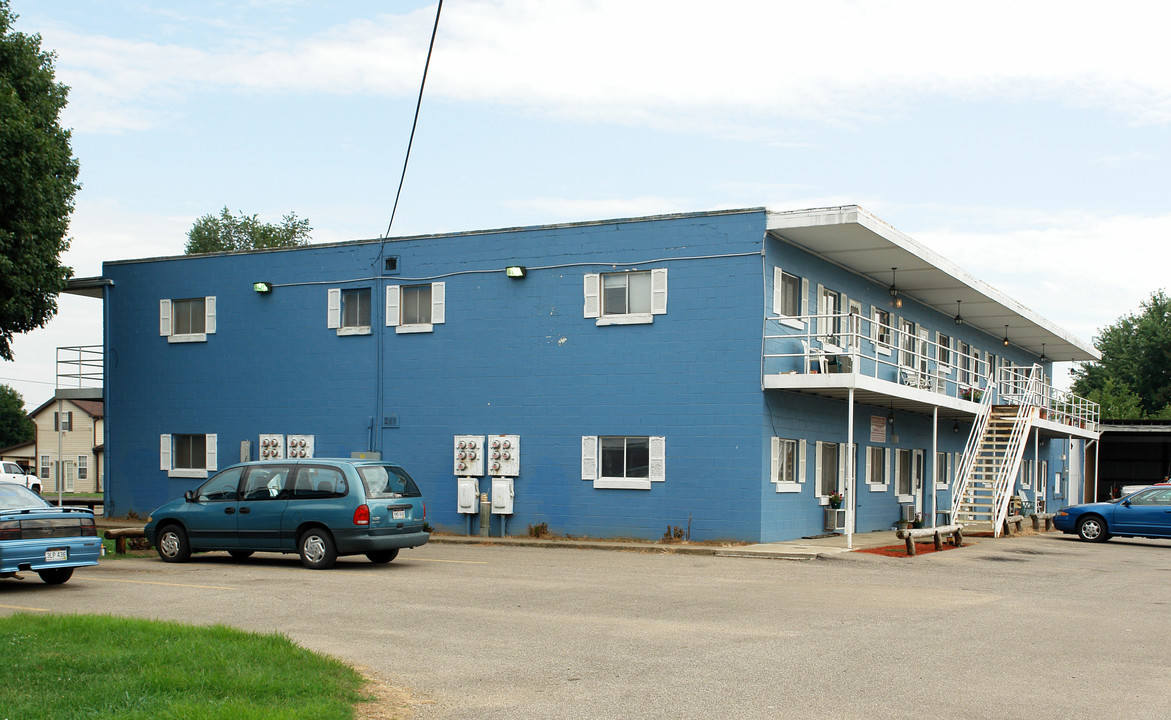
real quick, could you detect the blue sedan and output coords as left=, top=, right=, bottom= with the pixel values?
left=1054, top=483, right=1171, bottom=542
left=0, top=484, right=101, bottom=584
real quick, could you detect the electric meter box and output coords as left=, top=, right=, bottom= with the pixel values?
left=491, top=478, right=514, bottom=515
left=287, top=434, right=315, bottom=458
left=453, top=435, right=484, bottom=476
left=487, top=434, right=520, bottom=477
left=456, top=477, right=479, bottom=514
left=259, top=433, right=285, bottom=460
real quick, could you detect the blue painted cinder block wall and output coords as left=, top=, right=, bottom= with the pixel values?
left=103, top=210, right=775, bottom=540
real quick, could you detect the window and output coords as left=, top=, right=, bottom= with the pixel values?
left=899, top=319, right=917, bottom=368
left=937, top=332, right=952, bottom=368
left=77, top=455, right=88, bottom=481
left=817, top=286, right=841, bottom=346
left=54, top=411, right=73, bottom=431
left=386, top=282, right=446, bottom=333
left=958, top=341, right=971, bottom=385
left=1020, top=459, right=1035, bottom=492
left=160, top=296, right=216, bottom=343
left=935, top=452, right=951, bottom=490
left=583, top=269, right=667, bottom=325
left=195, top=467, right=244, bottom=502
left=771, top=437, right=805, bottom=492
left=872, top=308, right=892, bottom=352
left=293, top=466, right=349, bottom=498
left=846, top=300, right=863, bottom=350
left=866, top=446, right=889, bottom=489
left=327, top=287, right=372, bottom=335
left=815, top=441, right=841, bottom=500
left=772, top=268, right=803, bottom=322
left=242, top=466, right=291, bottom=500
left=160, top=433, right=218, bottom=479
left=40, top=455, right=49, bottom=479
left=581, top=435, right=665, bottom=490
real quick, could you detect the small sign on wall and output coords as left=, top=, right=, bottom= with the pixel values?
left=870, top=415, right=887, bottom=443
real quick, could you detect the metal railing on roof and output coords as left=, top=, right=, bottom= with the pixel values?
left=56, top=345, right=103, bottom=390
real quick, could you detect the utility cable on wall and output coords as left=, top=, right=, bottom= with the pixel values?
left=383, top=0, right=444, bottom=239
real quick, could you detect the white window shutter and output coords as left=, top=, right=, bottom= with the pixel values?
left=206, top=434, right=218, bottom=471
left=649, top=436, right=666, bottom=482
left=650, top=269, right=668, bottom=315
left=431, top=282, right=446, bottom=325
left=865, top=447, right=872, bottom=483
left=800, top=278, right=809, bottom=316
left=581, top=436, right=597, bottom=480
left=772, top=268, right=783, bottom=315
left=885, top=449, right=892, bottom=483
left=583, top=274, right=600, bottom=318
left=327, top=288, right=341, bottom=329
left=839, top=443, right=847, bottom=490
left=814, top=441, right=823, bottom=491
left=770, top=437, right=780, bottom=483
left=798, top=439, right=807, bottom=482
left=159, top=299, right=172, bottom=337
left=869, top=306, right=878, bottom=343
left=815, top=284, right=825, bottom=336
left=385, top=285, right=400, bottom=327
left=160, top=434, right=171, bottom=471
left=205, top=296, right=217, bottom=334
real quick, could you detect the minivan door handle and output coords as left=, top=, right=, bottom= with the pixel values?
left=224, top=507, right=235, bottom=514
left=239, top=507, right=250, bottom=514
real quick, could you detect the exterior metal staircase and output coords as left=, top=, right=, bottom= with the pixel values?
left=951, top=366, right=1043, bottom=537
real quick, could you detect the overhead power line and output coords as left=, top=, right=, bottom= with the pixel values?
left=383, top=0, right=444, bottom=239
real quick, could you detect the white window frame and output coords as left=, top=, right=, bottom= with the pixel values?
left=771, top=437, right=806, bottom=493
left=581, top=435, right=665, bottom=490
left=895, top=448, right=914, bottom=503
left=160, top=296, right=216, bottom=343
left=936, top=331, right=953, bottom=372
left=40, top=455, right=49, bottom=479
left=814, top=440, right=845, bottom=504
left=327, top=287, right=373, bottom=336
left=772, top=268, right=804, bottom=330
left=871, top=307, right=892, bottom=355
left=816, top=285, right=842, bottom=350
left=866, top=446, right=890, bottom=491
left=386, top=282, right=446, bottom=334
left=160, top=433, right=218, bottom=479
left=584, top=269, right=667, bottom=326
left=935, top=451, right=952, bottom=490
left=77, top=455, right=88, bottom=481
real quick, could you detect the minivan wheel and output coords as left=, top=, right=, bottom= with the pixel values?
left=298, top=528, right=337, bottom=569
left=366, top=549, right=399, bottom=564
left=157, top=524, right=191, bottom=562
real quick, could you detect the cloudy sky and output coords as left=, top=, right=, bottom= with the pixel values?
left=4, top=0, right=1169, bottom=408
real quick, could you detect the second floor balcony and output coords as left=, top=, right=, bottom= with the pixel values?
left=763, top=312, right=1099, bottom=438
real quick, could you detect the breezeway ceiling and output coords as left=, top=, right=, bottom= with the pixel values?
left=766, top=206, right=1099, bottom=363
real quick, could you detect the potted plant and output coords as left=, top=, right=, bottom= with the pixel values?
left=828, top=492, right=844, bottom=509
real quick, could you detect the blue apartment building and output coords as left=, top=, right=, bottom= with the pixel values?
left=92, top=206, right=1100, bottom=542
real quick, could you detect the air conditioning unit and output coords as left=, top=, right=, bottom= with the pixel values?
left=900, top=504, right=916, bottom=523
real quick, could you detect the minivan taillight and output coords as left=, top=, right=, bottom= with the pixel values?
left=421, top=501, right=426, bottom=520
left=353, top=504, right=370, bottom=526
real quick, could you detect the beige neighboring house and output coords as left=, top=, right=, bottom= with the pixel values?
left=0, top=440, right=36, bottom=473
left=29, top=397, right=104, bottom=493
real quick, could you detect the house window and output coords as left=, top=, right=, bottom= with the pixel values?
left=817, top=286, right=841, bottom=346
left=386, top=282, right=446, bottom=333
left=54, top=411, right=73, bottom=431
left=937, top=332, right=952, bottom=368
left=40, top=455, right=49, bottom=479
left=896, top=449, right=913, bottom=497
left=160, top=433, right=218, bottom=479
left=958, top=341, right=971, bottom=385
left=327, top=288, right=373, bottom=335
left=872, top=308, right=892, bottom=351
left=866, top=446, right=889, bottom=487
left=160, top=296, right=216, bottom=343
left=772, top=268, right=802, bottom=319
left=77, top=455, right=88, bottom=481
left=816, top=441, right=841, bottom=499
left=581, top=435, right=665, bottom=490
left=583, top=269, right=667, bottom=325
left=899, top=319, right=917, bottom=367
left=1020, top=459, right=1035, bottom=492
left=771, top=437, right=805, bottom=492
left=935, top=451, right=951, bottom=490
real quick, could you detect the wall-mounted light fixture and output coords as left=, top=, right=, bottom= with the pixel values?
left=1003, top=325, right=1010, bottom=347
left=505, top=266, right=527, bottom=279
left=954, top=300, right=963, bottom=326
left=889, top=268, right=902, bottom=308
left=253, top=281, right=273, bottom=294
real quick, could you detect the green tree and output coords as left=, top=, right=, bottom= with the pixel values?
left=1072, top=290, right=1171, bottom=419
left=0, top=384, right=33, bottom=449
left=0, top=1, right=80, bottom=361
left=185, top=207, right=312, bottom=254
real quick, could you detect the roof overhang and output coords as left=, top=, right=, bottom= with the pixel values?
left=64, top=276, right=112, bottom=299
left=767, top=206, right=1100, bottom=362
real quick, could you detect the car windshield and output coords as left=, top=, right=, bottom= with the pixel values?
left=0, top=484, right=51, bottom=511
left=357, top=465, right=422, bottom=499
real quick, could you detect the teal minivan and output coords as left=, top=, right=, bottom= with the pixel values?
left=144, top=459, right=429, bottom=569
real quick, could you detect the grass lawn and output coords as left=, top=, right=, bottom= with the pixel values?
left=2, top=613, right=371, bottom=719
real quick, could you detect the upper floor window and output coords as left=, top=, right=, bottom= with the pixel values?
left=772, top=268, right=803, bottom=320
left=54, top=411, right=73, bottom=431
left=936, top=332, right=952, bottom=367
left=386, top=282, right=445, bottom=334
left=583, top=269, right=667, bottom=326
left=327, top=287, right=372, bottom=336
left=161, top=432, right=218, bottom=479
left=160, top=296, right=216, bottom=343
left=872, top=307, right=892, bottom=352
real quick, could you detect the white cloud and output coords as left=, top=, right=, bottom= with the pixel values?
left=40, top=0, right=1171, bottom=135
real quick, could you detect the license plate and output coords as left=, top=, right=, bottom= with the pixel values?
left=45, top=549, right=67, bottom=562
left=392, top=509, right=406, bottom=520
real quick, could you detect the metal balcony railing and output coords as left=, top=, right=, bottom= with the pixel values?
left=56, top=345, right=103, bottom=389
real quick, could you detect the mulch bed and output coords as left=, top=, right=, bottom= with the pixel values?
left=855, top=540, right=968, bottom=557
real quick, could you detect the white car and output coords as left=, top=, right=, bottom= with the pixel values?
left=0, top=461, right=41, bottom=494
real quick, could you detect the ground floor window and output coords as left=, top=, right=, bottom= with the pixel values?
left=161, top=433, right=218, bottom=479
left=866, top=446, right=889, bottom=488
left=77, top=455, right=88, bottom=480
left=581, top=435, right=665, bottom=490
left=771, top=437, right=805, bottom=492
left=935, top=451, right=952, bottom=490
left=40, top=454, right=49, bottom=479
left=816, top=441, right=841, bottom=499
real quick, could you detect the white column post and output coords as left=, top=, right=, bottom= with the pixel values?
left=847, top=387, right=855, bottom=550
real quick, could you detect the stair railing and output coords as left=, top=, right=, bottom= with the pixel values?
left=990, top=364, right=1043, bottom=535
left=950, top=377, right=996, bottom=521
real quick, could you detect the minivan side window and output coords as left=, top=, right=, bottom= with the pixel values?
left=241, top=466, right=291, bottom=501
left=292, top=467, right=347, bottom=498
left=196, top=467, right=244, bottom=502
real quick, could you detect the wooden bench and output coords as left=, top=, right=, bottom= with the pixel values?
left=894, top=524, right=964, bottom=556
left=104, top=527, right=146, bottom=554
left=1003, top=514, right=1026, bottom=536
left=1031, top=512, right=1055, bottom=532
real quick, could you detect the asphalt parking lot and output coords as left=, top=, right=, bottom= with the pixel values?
left=3, top=532, right=1170, bottom=720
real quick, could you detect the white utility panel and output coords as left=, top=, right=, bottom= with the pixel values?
left=491, top=478, right=514, bottom=514
left=259, top=433, right=285, bottom=460
left=287, top=434, right=315, bottom=458
left=457, top=477, right=479, bottom=514
left=453, top=435, right=484, bottom=476
left=487, top=434, right=520, bottom=477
